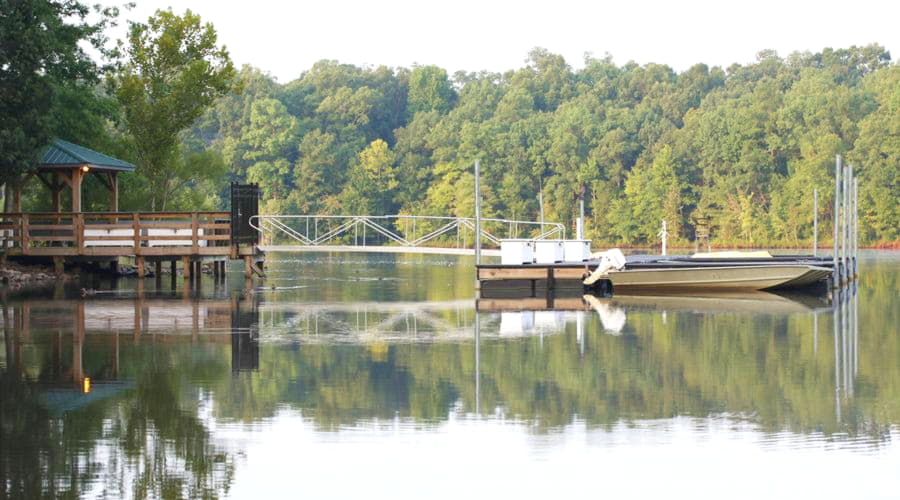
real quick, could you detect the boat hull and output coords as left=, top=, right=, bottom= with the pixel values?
left=608, top=265, right=832, bottom=291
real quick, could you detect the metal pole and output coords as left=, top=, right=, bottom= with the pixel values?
left=832, top=155, right=841, bottom=288
left=843, top=165, right=851, bottom=284
left=474, top=159, right=482, bottom=266
left=661, top=220, right=667, bottom=256
left=578, top=197, right=585, bottom=240
left=853, top=178, right=859, bottom=277
left=813, top=188, right=818, bottom=257
left=538, top=188, right=545, bottom=237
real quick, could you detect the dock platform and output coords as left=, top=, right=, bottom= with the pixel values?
left=477, top=254, right=848, bottom=293
left=0, top=211, right=264, bottom=278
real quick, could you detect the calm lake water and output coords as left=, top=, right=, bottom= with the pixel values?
left=1, top=251, right=899, bottom=499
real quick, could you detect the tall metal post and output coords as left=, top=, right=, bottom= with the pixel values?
left=812, top=188, right=818, bottom=257
left=660, top=220, right=668, bottom=256
left=474, top=159, right=482, bottom=266
left=578, top=197, right=585, bottom=240
left=843, top=165, right=851, bottom=284
left=832, top=155, right=841, bottom=288
left=538, top=188, right=544, bottom=235
left=853, top=178, right=859, bottom=277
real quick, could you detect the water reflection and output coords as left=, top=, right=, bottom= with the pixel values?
left=0, top=291, right=257, bottom=498
left=0, top=253, right=897, bottom=498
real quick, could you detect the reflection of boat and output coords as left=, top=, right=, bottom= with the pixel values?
left=592, top=290, right=830, bottom=315
left=477, top=289, right=830, bottom=315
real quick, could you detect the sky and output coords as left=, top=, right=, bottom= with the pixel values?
left=112, top=0, right=899, bottom=82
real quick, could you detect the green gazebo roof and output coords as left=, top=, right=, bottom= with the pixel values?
left=41, top=138, right=135, bottom=172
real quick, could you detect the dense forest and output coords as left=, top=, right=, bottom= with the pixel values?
left=3, top=4, right=898, bottom=246
left=179, top=47, right=898, bottom=246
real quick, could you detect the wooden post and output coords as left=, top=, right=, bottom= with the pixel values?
left=244, top=255, right=253, bottom=278
left=193, top=261, right=202, bottom=290
left=73, top=213, right=84, bottom=254
left=110, top=172, right=118, bottom=212
left=130, top=213, right=139, bottom=252
left=53, top=257, right=64, bottom=275
left=154, top=261, right=161, bottom=277
left=188, top=257, right=196, bottom=283
left=135, top=256, right=145, bottom=278
left=213, top=260, right=220, bottom=280
left=20, top=214, right=28, bottom=255
left=191, top=213, right=199, bottom=255
left=182, top=255, right=191, bottom=283
left=72, top=167, right=83, bottom=212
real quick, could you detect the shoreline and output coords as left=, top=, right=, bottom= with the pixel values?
left=0, top=262, right=71, bottom=289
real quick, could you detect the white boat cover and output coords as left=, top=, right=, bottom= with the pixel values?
left=583, top=248, right=627, bottom=285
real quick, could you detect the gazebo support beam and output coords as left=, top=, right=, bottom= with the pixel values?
left=71, top=167, right=83, bottom=213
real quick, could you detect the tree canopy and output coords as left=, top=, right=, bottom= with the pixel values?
left=188, top=45, right=897, bottom=245
left=0, top=0, right=117, bottom=202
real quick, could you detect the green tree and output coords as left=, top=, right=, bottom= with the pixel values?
left=407, top=65, right=456, bottom=117
left=0, top=0, right=117, bottom=206
left=343, top=139, right=398, bottom=214
left=109, top=8, right=236, bottom=210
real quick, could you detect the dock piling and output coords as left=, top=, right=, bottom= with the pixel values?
left=813, top=188, right=818, bottom=257
left=832, top=155, right=841, bottom=289
left=474, top=159, right=482, bottom=267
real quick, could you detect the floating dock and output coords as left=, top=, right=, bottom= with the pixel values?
left=477, top=254, right=846, bottom=293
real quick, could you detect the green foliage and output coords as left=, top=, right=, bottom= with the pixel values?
left=0, top=0, right=117, bottom=194
left=407, top=65, right=456, bottom=117
left=109, top=8, right=236, bottom=210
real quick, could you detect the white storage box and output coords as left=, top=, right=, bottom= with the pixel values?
left=500, top=239, right=535, bottom=265
left=534, top=240, right=564, bottom=264
left=563, top=240, right=591, bottom=262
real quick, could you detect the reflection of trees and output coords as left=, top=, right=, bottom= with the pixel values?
left=0, top=340, right=235, bottom=499
left=211, top=295, right=897, bottom=442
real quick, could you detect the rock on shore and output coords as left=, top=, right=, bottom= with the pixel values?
left=0, top=263, right=69, bottom=289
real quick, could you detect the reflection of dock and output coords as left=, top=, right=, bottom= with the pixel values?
left=476, top=290, right=831, bottom=314
left=2, top=293, right=261, bottom=398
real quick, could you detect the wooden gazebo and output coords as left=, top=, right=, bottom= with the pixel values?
left=9, top=138, right=135, bottom=213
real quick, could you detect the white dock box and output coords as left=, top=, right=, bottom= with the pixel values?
left=500, top=239, right=535, bottom=265
left=563, top=240, right=591, bottom=262
left=534, top=240, right=564, bottom=264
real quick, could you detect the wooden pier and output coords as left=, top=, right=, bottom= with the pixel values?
left=1, top=139, right=265, bottom=279
left=0, top=210, right=264, bottom=279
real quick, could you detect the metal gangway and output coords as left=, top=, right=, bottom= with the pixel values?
left=250, top=215, right=565, bottom=255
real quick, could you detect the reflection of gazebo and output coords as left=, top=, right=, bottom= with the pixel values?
left=10, top=138, right=135, bottom=212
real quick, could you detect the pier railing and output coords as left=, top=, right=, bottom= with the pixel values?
left=0, top=211, right=232, bottom=257
left=250, top=215, right=565, bottom=249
